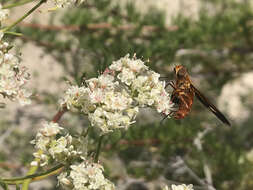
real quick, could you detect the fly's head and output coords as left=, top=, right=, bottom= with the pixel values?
left=174, top=65, right=187, bottom=79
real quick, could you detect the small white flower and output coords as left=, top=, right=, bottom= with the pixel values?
left=98, top=74, right=115, bottom=89
left=88, top=107, right=108, bottom=131
left=52, top=0, right=86, bottom=8
left=49, top=137, right=68, bottom=158
left=126, top=107, right=139, bottom=119
left=89, top=88, right=104, bottom=104
left=117, top=67, right=135, bottom=85
left=60, top=85, right=95, bottom=113
left=131, top=75, right=148, bottom=91
left=126, top=58, right=147, bottom=72
left=40, top=122, right=63, bottom=137
left=34, top=135, right=50, bottom=151
left=110, top=60, right=123, bottom=71
left=86, top=78, right=99, bottom=91
left=30, top=161, right=38, bottom=166
left=67, top=161, right=115, bottom=190
left=57, top=172, right=72, bottom=187
left=32, top=152, right=49, bottom=166
left=0, top=4, right=9, bottom=22
left=32, top=121, right=85, bottom=166
left=171, top=184, right=194, bottom=190
left=110, top=54, right=147, bottom=73
left=105, top=111, right=130, bottom=129
left=16, top=89, right=32, bottom=105
left=103, top=90, right=132, bottom=111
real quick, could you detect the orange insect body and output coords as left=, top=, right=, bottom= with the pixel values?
left=169, top=65, right=231, bottom=126
left=171, top=89, right=194, bottom=119
left=170, top=65, right=194, bottom=119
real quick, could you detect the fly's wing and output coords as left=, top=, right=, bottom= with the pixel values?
left=190, top=84, right=231, bottom=126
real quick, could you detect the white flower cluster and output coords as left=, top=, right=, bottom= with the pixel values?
left=114, top=60, right=171, bottom=114
left=0, top=4, right=9, bottom=22
left=53, top=0, right=86, bottom=8
left=32, top=121, right=115, bottom=190
left=0, top=6, right=31, bottom=106
left=58, top=161, right=115, bottom=190
left=0, top=34, right=31, bottom=105
left=31, top=122, right=83, bottom=166
left=60, top=55, right=172, bottom=133
left=163, top=184, right=194, bottom=190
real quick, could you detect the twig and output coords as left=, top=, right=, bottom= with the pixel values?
left=2, top=0, right=34, bottom=9
left=193, top=127, right=216, bottom=190
left=0, top=162, right=21, bottom=170
left=193, top=128, right=212, bottom=151
left=177, top=156, right=216, bottom=190
left=180, top=157, right=206, bottom=186
left=52, top=106, right=68, bottom=123
left=2, top=0, right=47, bottom=33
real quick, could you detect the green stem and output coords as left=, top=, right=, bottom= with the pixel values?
left=94, top=135, right=104, bottom=163
left=2, top=164, right=64, bottom=185
left=0, top=179, right=8, bottom=190
left=21, top=166, right=37, bottom=190
left=4, top=31, right=23, bottom=36
left=2, top=0, right=35, bottom=9
left=21, top=150, right=41, bottom=190
left=2, top=0, right=47, bottom=33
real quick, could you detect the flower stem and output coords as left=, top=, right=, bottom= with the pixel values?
left=0, top=179, right=8, bottom=189
left=2, top=164, right=64, bottom=185
left=21, top=149, right=42, bottom=190
left=4, top=31, right=23, bottom=36
left=52, top=106, right=68, bottom=123
left=2, top=0, right=47, bottom=33
left=95, top=135, right=104, bottom=163
left=2, top=0, right=35, bottom=9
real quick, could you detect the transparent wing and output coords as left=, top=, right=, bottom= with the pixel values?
left=191, top=84, right=231, bottom=126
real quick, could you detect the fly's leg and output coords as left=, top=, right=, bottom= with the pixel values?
left=165, top=80, right=176, bottom=89
left=160, top=110, right=177, bottom=124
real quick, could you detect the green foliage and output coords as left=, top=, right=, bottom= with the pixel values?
left=8, top=0, right=253, bottom=189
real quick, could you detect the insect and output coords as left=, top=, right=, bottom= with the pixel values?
left=166, top=65, right=231, bottom=126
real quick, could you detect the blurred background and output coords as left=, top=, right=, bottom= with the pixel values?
left=1, top=0, right=253, bottom=189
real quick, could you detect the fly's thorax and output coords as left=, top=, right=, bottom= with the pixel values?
left=176, top=78, right=191, bottom=90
